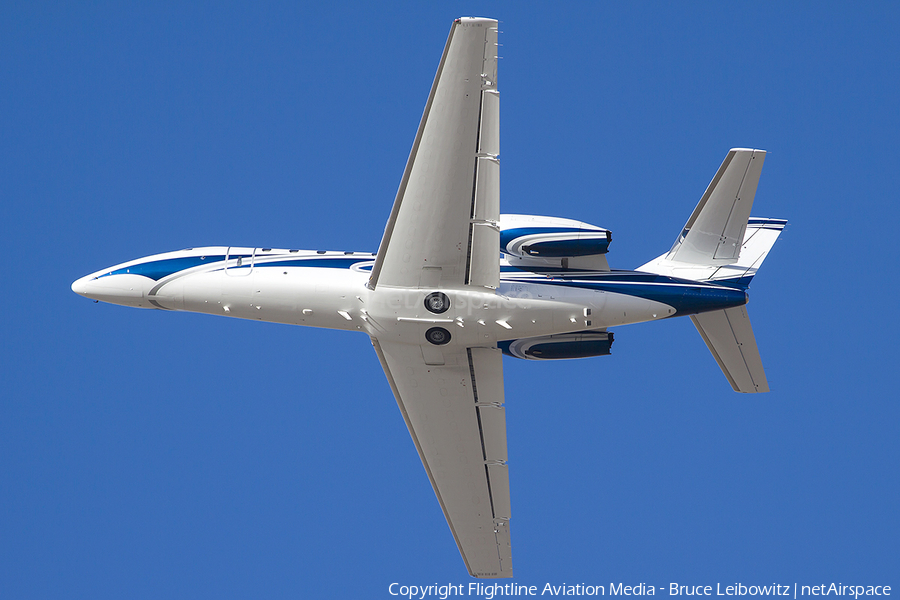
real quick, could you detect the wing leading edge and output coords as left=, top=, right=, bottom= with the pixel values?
left=373, top=340, right=512, bottom=578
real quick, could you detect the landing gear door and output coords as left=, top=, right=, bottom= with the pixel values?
left=226, top=247, right=254, bottom=276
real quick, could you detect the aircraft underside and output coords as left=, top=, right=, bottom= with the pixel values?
left=73, top=16, right=785, bottom=579
left=71, top=247, right=748, bottom=351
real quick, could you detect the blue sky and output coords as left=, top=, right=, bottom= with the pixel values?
left=2, top=2, right=898, bottom=598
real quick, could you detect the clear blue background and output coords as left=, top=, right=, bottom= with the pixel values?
left=2, top=2, right=897, bottom=598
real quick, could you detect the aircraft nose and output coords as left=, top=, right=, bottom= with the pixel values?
left=71, top=275, right=91, bottom=297
left=71, top=272, right=152, bottom=307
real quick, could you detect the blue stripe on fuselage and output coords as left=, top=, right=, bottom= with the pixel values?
left=98, top=255, right=238, bottom=281
left=546, top=280, right=747, bottom=316
left=97, top=254, right=372, bottom=281
left=509, top=271, right=748, bottom=316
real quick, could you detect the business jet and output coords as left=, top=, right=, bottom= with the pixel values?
left=72, top=17, right=785, bottom=578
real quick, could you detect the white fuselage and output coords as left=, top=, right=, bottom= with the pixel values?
left=71, top=246, right=692, bottom=347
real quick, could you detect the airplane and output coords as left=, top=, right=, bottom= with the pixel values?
left=72, top=17, right=785, bottom=579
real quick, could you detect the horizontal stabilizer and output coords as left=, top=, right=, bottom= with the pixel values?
left=639, top=217, right=786, bottom=286
left=691, top=305, right=769, bottom=393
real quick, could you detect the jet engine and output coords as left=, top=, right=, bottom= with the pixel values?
left=499, top=214, right=611, bottom=271
left=499, top=214, right=611, bottom=258
left=499, top=331, right=614, bottom=360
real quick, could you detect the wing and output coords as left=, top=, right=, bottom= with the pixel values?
left=368, top=17, right=500, bottom=291
left=372, top=339, right=512, bottom=578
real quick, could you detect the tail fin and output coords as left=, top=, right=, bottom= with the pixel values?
left=638, top=148, right=786, bottom=393
left=639, top=149, right=786, bottom=288
left=669, top=148, right=766, bottom=265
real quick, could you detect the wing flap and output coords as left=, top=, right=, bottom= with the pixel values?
left=373, top=340, right=512, bottom=578
left=480, top=90, right=500, bottom=156
left=469, top=347, right=508, bottom=465
left=467, top=143, right=500, bottom=288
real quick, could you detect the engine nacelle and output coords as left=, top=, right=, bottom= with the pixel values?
left=499, top=332, right=614, bottom=360
left=499, top=214, right=611, bottom=259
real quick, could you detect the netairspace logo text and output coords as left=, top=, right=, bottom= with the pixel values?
left=387, top=582, right=892, bottom=600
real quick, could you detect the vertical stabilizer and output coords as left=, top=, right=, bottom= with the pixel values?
left=691, top=305, right=769, bottom=393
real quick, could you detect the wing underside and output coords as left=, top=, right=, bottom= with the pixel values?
left=368, top=18, right=511, bottom=577
left=369, top=17, right=500, bottom=290
left=373, top=340, right=512, bottom=578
